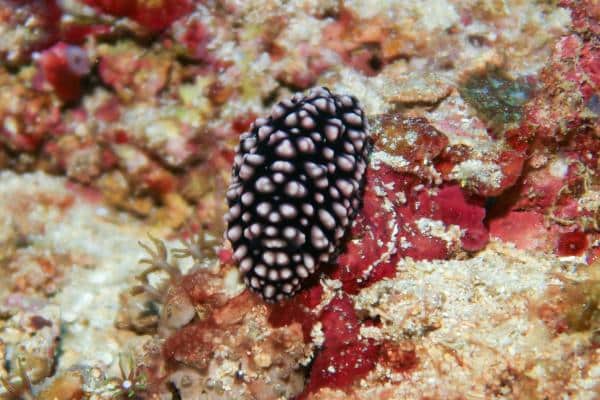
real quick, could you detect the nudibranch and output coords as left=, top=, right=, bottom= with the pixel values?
left=225, top=87, right=369, bottom=301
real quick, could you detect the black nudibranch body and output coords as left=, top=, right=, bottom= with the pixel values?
left=225, top=87, right=369, bottom=301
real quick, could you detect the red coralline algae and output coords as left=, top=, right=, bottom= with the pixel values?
left=302, top=294, right=379, bottom=395
left=474, top=0, right=600, bottom=265
left=555, top=197, right=589, bottom=223
left=83, top=0, right=135, bottom=17
left=268, top=284, right=322, bottom=342
left=524, top=35, right=594, bottom=143
left=556, top=34, right=582, bottom=61
left=565, top=128, right=600, bottom=171
left=561, top=0, right=600, bottom=36
left=401, top=233, right=449, bottom=262
left=305, top=339, right=379, bottom=394
left=270, top=293, right=382, bottom=395
left=485, top=152, right=595, bottom=257
left=134, top=0, right=193, bottom=32
left=331, top=169, right=405, bottom=294
left=580, top=42, right=600, bottom=89
left=60, top=23, right=113, bottom=45
left=489, top=211, right=550, bottom=251
left=334, top=159, right=493, bottom=291
left=416, top=185, right=489, bottom=252
left=331, top=163, right=490, bottom=294
left=319, top=295, right=360, bottom=347
left=83, top=0, right=193, bottom=32
left=556, top=231, right=589, bottom=256
left=35, top=42, right=90, bottom=102
left=507, top=164, right=566, bottom=211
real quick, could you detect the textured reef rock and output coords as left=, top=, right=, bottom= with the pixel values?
left=0, top=0, right=599, bottom=399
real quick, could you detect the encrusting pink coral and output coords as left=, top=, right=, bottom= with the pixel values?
left=83, top=0, right=193, bottom=32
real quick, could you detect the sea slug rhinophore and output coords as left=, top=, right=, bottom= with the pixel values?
left=225, top=87, right=369, bottom=301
